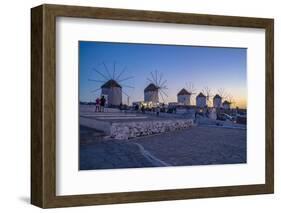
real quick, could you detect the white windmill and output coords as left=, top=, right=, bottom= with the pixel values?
left=185, top=82, right=197, bottom=105
left=177, top=88, right=191, bottom=105
left=196, top=92, right=207, bottom=108
left=88, top=62, right=134, bottom=107
left=213, top=88, right=227, bottom=108
left=145, top=70, right=168, bottom=104
left=202, top=86, right=214, bottom=107
left=225, top=94, right=236, bottom=109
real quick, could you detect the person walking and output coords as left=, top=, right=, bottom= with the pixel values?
left=95, top=97, right=100, bottom=112
left=100, top=95, right=106, bottom=112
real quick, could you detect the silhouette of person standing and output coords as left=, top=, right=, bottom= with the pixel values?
left=100, top=96, right=106, bottom=112
left=95, top=97, right=100, bottom=112
left=141, top=105, right=145, bottom=114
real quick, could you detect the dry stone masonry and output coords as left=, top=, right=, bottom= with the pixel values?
left=111, top=119, right=194, bottom=140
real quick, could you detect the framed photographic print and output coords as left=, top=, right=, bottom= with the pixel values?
left=31, top=4, right=274, bottom=208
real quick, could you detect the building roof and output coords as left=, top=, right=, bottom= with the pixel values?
left=223, top=100, right=231, bottom=105
left=101, top=79, right=122, bottom=88
left=177, top=88, right=191, bottom=96
left=196, top=92, right=206, bottom=98
left=213, top=94, right=222, bottom=99
left=144, top=83, right=158, bottom=92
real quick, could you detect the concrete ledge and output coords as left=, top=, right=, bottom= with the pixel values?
left=80, top=116, right=112, bottom=134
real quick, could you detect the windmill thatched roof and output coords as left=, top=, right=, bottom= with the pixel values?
left=177, top=88, right=191, bottom=96
left=144, top=83, right=158, bottom=92
left=197, top=92, right=206, bottom=98
left=213, top=94, right=222, bottom=99
left=101, top=79, right=121, bottom=88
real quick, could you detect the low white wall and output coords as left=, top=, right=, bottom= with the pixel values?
left=111, top=119, right=194, bottom=140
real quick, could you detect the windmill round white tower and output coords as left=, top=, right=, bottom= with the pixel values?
left=213, top=94, right=222, bottom=108
left=222, top=100, right=231, bottom=110
left=202, top=87, right=213, bottom=107
left=185, top=82, right=197, bottom=105
left=223, top=94, right=236, bottom=110
left=144, top=70, right=168, bottom=104
left=196, top=92, right=207, bottom=108
left=177, top=88, right=191, bottom=105
left=144, top=83, right=159, bottom=102
left=101, top=79, right=122, bottom=107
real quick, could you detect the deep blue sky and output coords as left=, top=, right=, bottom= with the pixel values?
left=79, top=41, right=247, bottom=107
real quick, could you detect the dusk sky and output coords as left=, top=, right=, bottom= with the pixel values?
left=79, top=41, right=247, bottom=108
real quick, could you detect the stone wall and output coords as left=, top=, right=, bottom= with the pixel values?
left=110, top=119, right=194, bottom=140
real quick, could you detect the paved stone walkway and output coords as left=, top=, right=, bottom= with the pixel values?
left=79, top=125, right=246, bottom=170
left=132, top=126, right=246, bottom=166
left=79, top=126, right=163, bottom=170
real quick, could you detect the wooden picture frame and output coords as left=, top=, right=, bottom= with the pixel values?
left=31, top=4, right=274, bottom=208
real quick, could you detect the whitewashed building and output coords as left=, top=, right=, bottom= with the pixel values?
left=177, top=88, right=191, bottom=105
left=144, top=83, right=159, bottom=103
left=196, top=92, right=207, bottom=108
left=213, top=94, right=222, bottom=108
left=101, top=79, right=122, bottom=107
left=222, top=100, right=231, bottom=110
